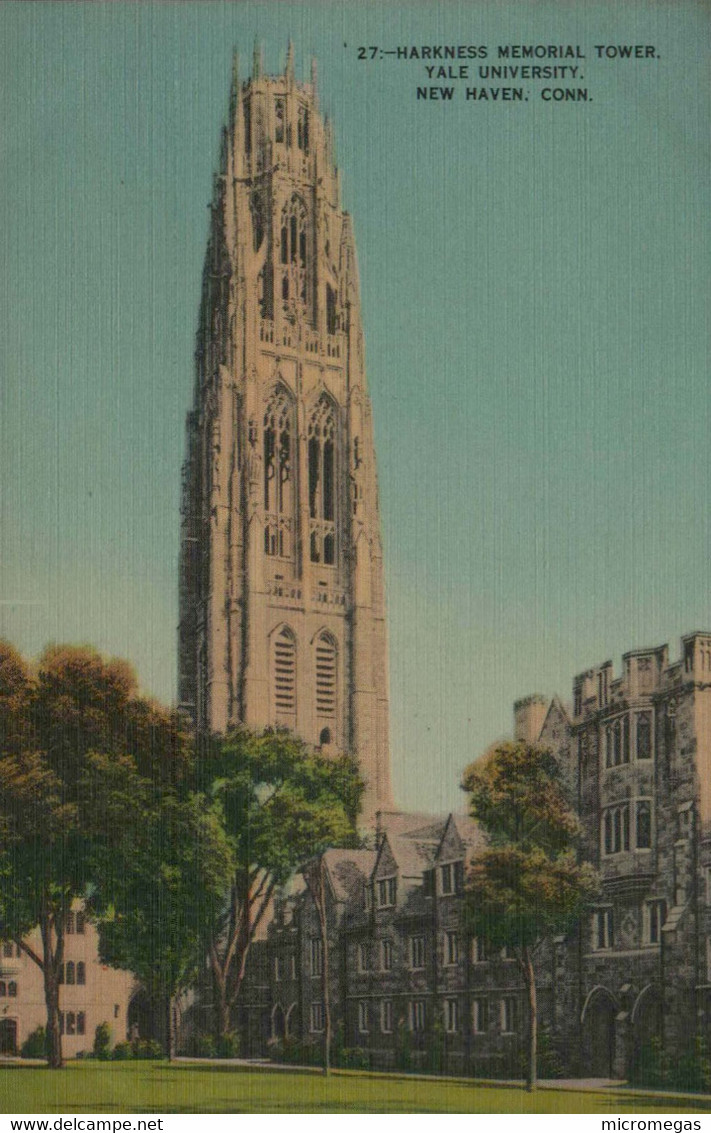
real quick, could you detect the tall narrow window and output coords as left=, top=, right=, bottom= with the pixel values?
left=263, top=390, right=294, bottom=559
left=66, top=961, right=75, bottom=986
left=308, top=395, right=337, bottom=565
left=243, top=100, right=252, bottom=157
left=280, top=196, right=309, bottom=313
left=637, top=712, right=652, bottom=760
left=472, top=999, right=488, bottom=1033
left=636, top=800, right=652, bottom=849
left=275, top=99, right=285, bottom=143
left=272, top=627, right=296, bottom=717
left=297, top=106, right=310, bottom=152
left=326, top=284, right=337, bottom=335
left=315, top=632, right=337, bottom=718
left=602, top=804, right=630, bottom=854
left=310, top=938, right=323, bottom=978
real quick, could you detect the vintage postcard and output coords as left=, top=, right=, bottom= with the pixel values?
left=0, top=0, right=709, bottom=1118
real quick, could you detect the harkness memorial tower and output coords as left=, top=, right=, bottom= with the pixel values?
left=178, top=45, right=394, bottom=818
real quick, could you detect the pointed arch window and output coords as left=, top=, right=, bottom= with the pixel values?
left=264, top=389, right=295, bottom=559
left=297, top=106, right=310, bottom=153
left=315, top=632, right=337, bottom=718
left=272, top=627, right=297, bottom=717
left=308, top=395, right=337, bottom=565
left=275, top=99, right=285, bottom=144
left=280, top=196, right=309, bottom=315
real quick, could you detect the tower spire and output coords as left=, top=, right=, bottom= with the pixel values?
left=285, top=40, right=294, bottom=85
left=228, top=49, right=240, bottom=131
left=310, top=57, right=318, bottom=110
left=252, top=38, right=263, bottom=79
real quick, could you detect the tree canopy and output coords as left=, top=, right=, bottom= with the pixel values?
left=462, top=740, right=598, bottom=1090
left=202, top=727, right=364, bottom=1040
left=0, top=640, right=194, bottom=1067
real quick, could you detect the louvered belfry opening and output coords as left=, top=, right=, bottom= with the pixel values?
left=273, top=627, right=296, bottom=716
left=315, top=632, right=337, bottom=718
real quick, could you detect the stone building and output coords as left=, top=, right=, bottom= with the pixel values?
left=0, top=902, right=134, bottom=1057
left=530, top=631, right=711, bottom=1078
left=245, top=810, right=549, bottom=1076
left=244, top=633, right=711, bottom=1079
left=178, top=45, right=393, bottom=818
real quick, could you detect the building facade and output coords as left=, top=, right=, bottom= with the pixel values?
left=245, top=633, right=711, bottom=1080
left=243, top=810, right=557, bottom=1076
left=0, top=902, right=134, bottom=1058
left=178, top=46, right=393, bottom=818
left=534, top=631, right=711, bottom=1078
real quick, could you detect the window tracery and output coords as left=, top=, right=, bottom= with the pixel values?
left=263, top=389, right=295, bottom=559
left=308, top=395, right=337, bottom=565
left=279, top=196, right=309, bottom=316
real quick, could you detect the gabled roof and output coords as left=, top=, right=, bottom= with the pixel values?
left=373, top=834, right=398, bottom=880
left=435, top=812, right=485, bottom=863
left=322, top=848, right=377, bottom=903
left=539, top=695, right=571, bottom=743
left=375, top=810, right=443, bottom=840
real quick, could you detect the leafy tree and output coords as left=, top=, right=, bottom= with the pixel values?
left=86, top=754, right=235, bottom=1059
left=203, top=728, right=363, bottom=1043
left=461, top=741, right=598, bottom=1092
left=0, top=641, right=192, bottom=1068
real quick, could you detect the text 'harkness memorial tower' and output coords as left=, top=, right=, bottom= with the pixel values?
left=178, top=45, right=393, bottom=818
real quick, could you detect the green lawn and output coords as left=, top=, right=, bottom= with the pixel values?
left=0, top=1062, right=709, bottom=1114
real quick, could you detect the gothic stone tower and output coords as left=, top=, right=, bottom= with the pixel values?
left=178, top=46, right=393, bottom=819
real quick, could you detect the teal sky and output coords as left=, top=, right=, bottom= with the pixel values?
left=1, top=2, right=709, bottom=813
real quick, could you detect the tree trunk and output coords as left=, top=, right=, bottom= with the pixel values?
left=39, top=912, right=63, bottom=1070
left=522, top=944, right=537, bottom=1092
left=164, top=993, right=174, bottom=1061
left=43, top=965, right=63, bottom=1069
left=212, top=957, right=230, bottom=1042
left=317, top=860, right=331, bottom=1077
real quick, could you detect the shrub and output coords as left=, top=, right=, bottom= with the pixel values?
left=630, top=1035, right=711, bottom=1093
left=111, top=1041, right=133, bottom=1061
left=132, top=1038, right=163, bottom=1060
left=93, top=1022, right=112, bottom=1060
left=184, top=1033, right=216, bottom=1058
left=426, top=1020, right=445, bottom=1074
left=515, top=1030, right=565, bottom=1080
left=268, top=1036, right=320, bottom=1066
left=338, top=1047, right=370, bottom=1070
left=215, top=1032, right=239, bottom=1058
left=20, top=1027, right=47, bottom=1059
left=395, top=1019, right=412, bottom=1072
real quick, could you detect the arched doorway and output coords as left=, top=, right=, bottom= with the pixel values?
left=0, top=1019, right=18, bottom=1055
left=581, top=987, right=617, bottom=1078
left=272, top=1004, right=286, bottom=1040
left=631, top=985, right=662, bottom=1079
left=127, top=989, right=155, bottom=1042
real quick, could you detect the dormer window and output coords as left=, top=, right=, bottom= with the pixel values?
left=377, top=877, right=396, bottom=908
